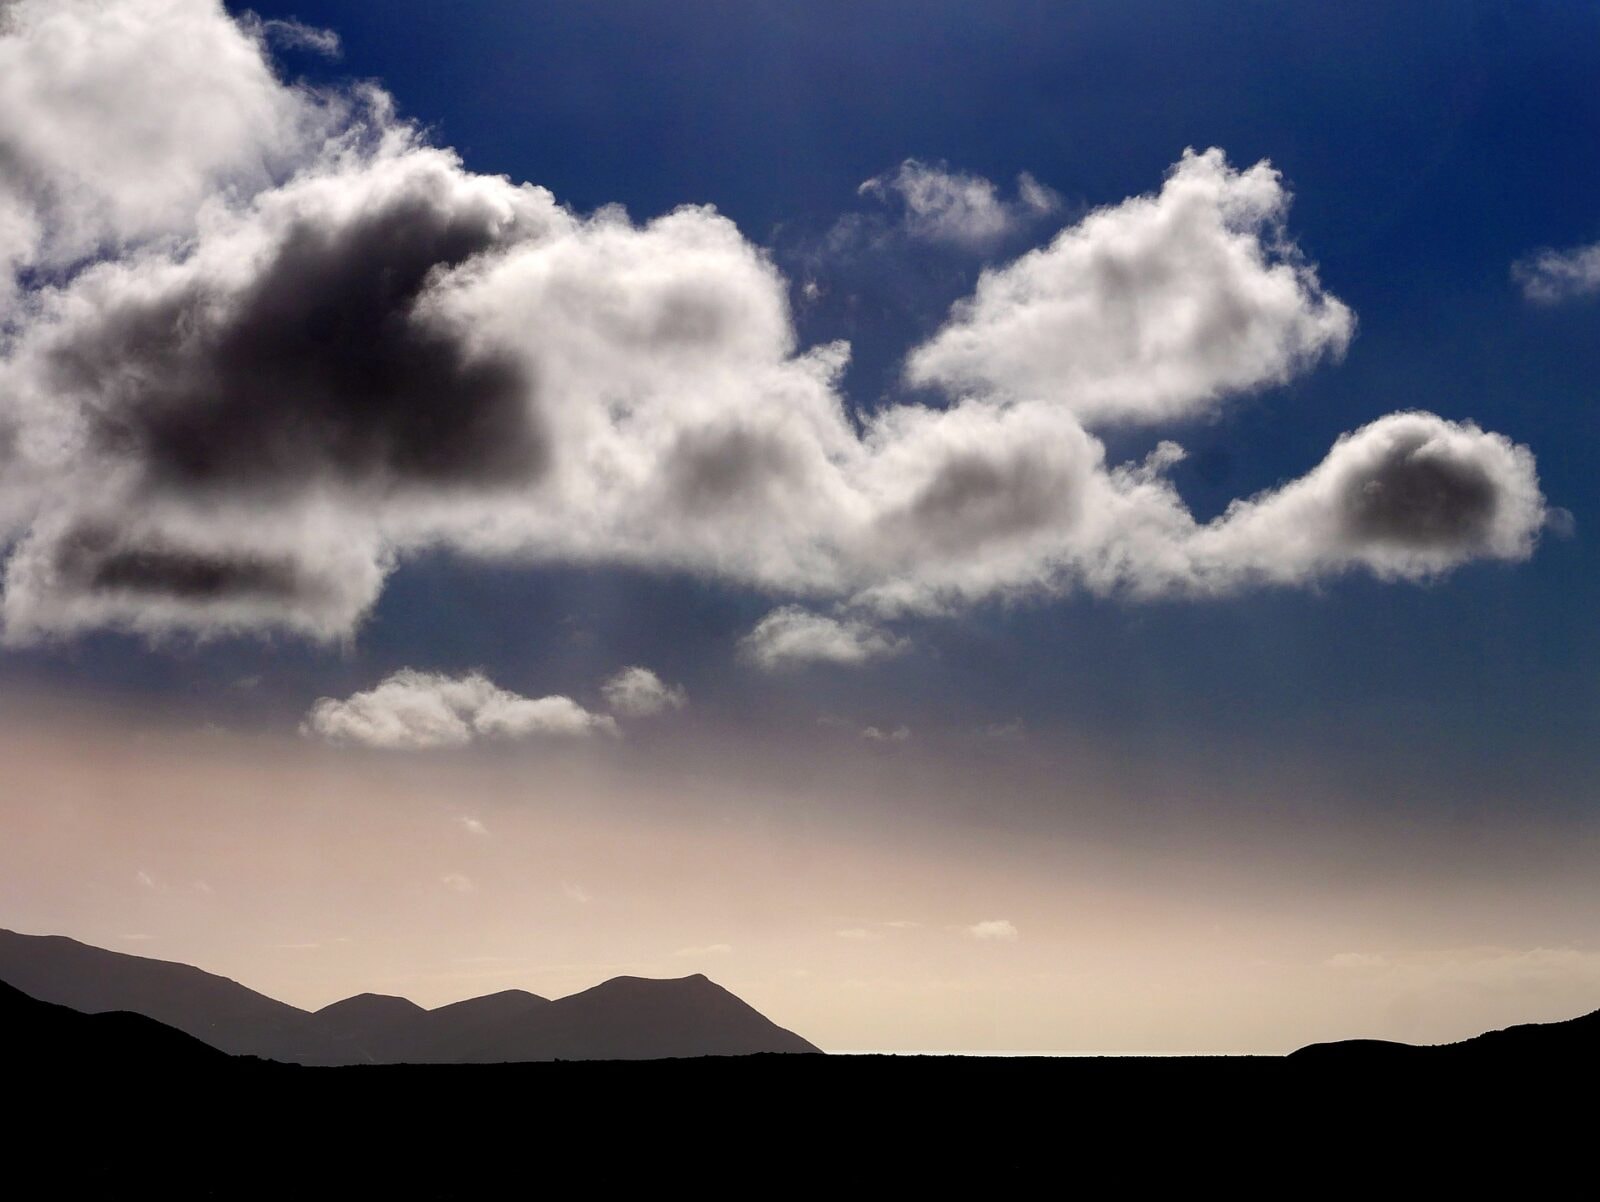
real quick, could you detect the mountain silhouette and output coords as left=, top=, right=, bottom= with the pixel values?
left=0, top=928, right=339, bottom=1062
left=314, top=992, right=432, bottom=1063
left=0, top=928, right=819, bottom=1062
left=453, top=973, right=818, bottom=1061
left=1, top=977, right=230, bottom=1071
left=1290, top=1006, right=1600, bottom=1064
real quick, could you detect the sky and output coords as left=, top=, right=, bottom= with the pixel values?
left=1, top=0, right=1599, bottom=1053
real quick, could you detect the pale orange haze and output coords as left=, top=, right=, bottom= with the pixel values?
left=4, top=692, right=1599, bottom=1053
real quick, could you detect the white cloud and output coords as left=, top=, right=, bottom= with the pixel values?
left=440, top=873, right=475, bottom=893
left=562, top=882, right=592, bottom=904
left=458, top=816, right=489, bottom=836
left=242, top=14, right=342, bottom=59
left=302, top=670, right=617, bottom=749
left=1185, top=412, right=1546, bottom=590
left=0, top=5, right=1549, bottom=646
left=0, top=0, right=330, bottom=309
left=601, top=666, right=687, bottom=717
left=906, top=148, right=1355, bottom=426
left=673, top=943, right=733, bottom=957
left=968, top=919, right=1020, bottom=942
left=860, top=724, right=911, bottom=743
left=858, top=159, right=1060, bottom=246
left=836, top=928, right=880, bottom=941
left=740, top=607, right=907, bottom=671
left=1512, top=241, right=1600, bottom=304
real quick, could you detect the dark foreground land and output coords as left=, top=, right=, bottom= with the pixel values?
left=7, top=978, right=1595, bottom=1193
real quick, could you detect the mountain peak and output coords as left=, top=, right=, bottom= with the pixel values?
left=316, top=993, right=427, bottom=1018
left=1, top=929, right=820, bottom=1062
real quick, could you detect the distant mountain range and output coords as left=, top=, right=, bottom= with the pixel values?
left=0, top=928, right=820, bottom=1063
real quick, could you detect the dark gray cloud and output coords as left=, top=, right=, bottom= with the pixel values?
left=894, top=449, right=1074, bottom=555
left=1339, top=432, right=1499, bottom=550
left=51, top=190, right=541, bottom=499
left=664, top=426, right=804, bottom=517
left=48, top=522, right=327, bottom=604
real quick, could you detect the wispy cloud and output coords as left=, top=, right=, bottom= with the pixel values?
left=1512, top=241, right=1600, bottom=304
left=967, top=919, right=1020, bottom=942
left=858, top=159, right=1060, bottom=246
left=674, top=943, right=733, bottom=957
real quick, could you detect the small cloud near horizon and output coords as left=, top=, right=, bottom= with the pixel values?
left=674, top=943, right=733, bottom=957
left=968, top=919, right=1020, bottom=942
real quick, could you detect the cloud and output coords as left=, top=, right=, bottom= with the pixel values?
left=440, top=873, right=475, bottom=893
left=836, top=928, right=881, bottom=941
left=1323, top=945, right=1600, bottom=996
left=858, top=160, right=1060, bottom=246
left=601, top=666, right=687, bottom=717
left=302, top=669, right=618, bottom=749
left=1512, top=241, right=1600, bottom=304
left=0, top=4, right=1549, bottom=645
left=975, top=720, right=1026, bottom=742
left=242, top=15, right=342, bottom=59
left=458, top=816, right=489, bottom=836
left=562, top=882, right=592, bottom=904
left=906, top=148, right=1355, bottom=426
left=967, top=920, right=1020, bottom=942
left=739, top=607, right=908, bottom=670
left=1185, top=412, right=1546, bottom=589
left=0, top=0, right=330, bottom=308
left=860, top=724, right=911, bottom=743
left=673, top=943, right=733, bottom=957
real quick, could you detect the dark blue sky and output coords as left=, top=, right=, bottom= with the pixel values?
left=8, top=0, right=1598, bottom=819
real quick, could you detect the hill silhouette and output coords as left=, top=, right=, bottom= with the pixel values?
left=0, top=977, right=230, bottom=1071
left=1292, top=1005, right=1600, bottom=1065
left=0, top=927, right=818, bottom=1062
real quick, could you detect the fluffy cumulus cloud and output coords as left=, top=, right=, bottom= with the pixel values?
left=906, top=149, right=1355, bottom=426
left=858, top=159, right=1060, bottom=246
left=1184, top=412, right=1545, bottom=589
left=739, top=607, right=908, bottom=670
left=601, top=666, right=687, bottom=717
left=1512, top=240, right=1600, bottom=304
left=303, top=669, right=617, bottom=749
left=0, top=2, right=1550, bottom=648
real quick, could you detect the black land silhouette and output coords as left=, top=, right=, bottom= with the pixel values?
left=5, top=927, right=1594, bottom=1189
left=0, top=927, right=818, bottom=1062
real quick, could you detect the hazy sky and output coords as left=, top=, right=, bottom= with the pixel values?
left=2, top=0, right=1598, bottom=1051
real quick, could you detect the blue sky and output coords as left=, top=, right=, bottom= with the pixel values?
left=3, top=1, right=1599, bottom=1048
left=8, top=0, right=1595, bottom=804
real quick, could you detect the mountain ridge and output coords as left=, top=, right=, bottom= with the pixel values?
left=0, top=927, right=820, bottom=1063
